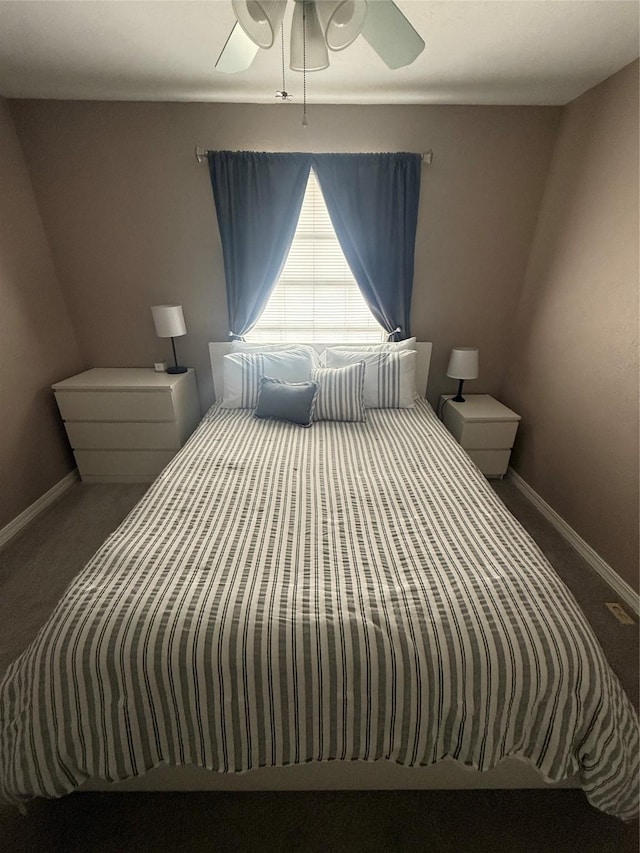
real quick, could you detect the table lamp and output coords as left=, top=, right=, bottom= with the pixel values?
left=151, top=304, right=188, bottom=374
left=447, top=347, right=479, bottom=402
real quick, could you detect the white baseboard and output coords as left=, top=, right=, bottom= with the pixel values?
left=0, top=470, right=79, bottom=550
left=507, top=468, right=639, bottom=616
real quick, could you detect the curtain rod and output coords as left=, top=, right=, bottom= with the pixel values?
left=194, top=146, right=434, bottom=165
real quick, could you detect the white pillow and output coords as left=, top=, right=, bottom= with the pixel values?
left=324, top=349, right=416, bottom=409
left=324, top=337, right=416, bottom=356
left=230, top=341, right=318, bottom=363
left=221, top=350, right=316, bottom=409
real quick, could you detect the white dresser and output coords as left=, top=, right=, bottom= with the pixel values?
left=440, top=394, right=521, bottom=478
left=53, top=368, right=201, bottom=483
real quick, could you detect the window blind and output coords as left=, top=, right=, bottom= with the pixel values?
left=248, top=169, right=385, bottom=343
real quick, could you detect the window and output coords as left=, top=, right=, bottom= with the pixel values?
left=247, top=169, right=385, bottom=343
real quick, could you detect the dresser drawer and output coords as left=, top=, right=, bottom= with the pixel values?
left=55, top=390, right=176, bottom=422
left=74, top=449, right=176, bottom=482
left=65, top=421, right=182, bottom=450
left=454, top=420, right=519, bottom=450
left=466, top=449, right=512, bottom=478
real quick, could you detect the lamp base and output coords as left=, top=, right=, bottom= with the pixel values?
left=452, top=379, right=466, bottom=402
left=166, top=366, right=188, bottom=374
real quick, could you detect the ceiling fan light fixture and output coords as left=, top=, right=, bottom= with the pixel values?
left=218, top=0, right=425, bottom=78
left=232, top=0, right=287, bottom=49
left=315, top=0, right=367, bottom=51
left=290, top=1, right=329, bottom=71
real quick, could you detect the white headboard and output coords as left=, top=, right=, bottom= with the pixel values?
left=208, top=342, right=433, bottom=401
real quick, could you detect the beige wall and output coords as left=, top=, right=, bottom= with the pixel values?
left=500, top=62, right=639, bottom=591
left=9, top=100, right=560, bottom=410
left=0, top=98, right=84, bottom=529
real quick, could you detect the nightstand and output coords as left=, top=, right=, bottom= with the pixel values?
left=440, top=394, right=521, bottom=478
left=53, top=368, right=201, bottom=483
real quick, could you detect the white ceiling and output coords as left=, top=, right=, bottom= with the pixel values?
left=0, top=1, right=638, bottom=105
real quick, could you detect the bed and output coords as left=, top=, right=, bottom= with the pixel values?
left=0, top=341, right=637, bottom=820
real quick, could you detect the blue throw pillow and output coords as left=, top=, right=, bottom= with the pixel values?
left=254, top=376, right=319, bottom=427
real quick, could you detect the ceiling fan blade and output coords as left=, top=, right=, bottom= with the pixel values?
left=361, top=0, right=425, bottom=69
left=215, top=21, right=260, bottom=73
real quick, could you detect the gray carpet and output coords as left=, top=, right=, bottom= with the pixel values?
left=0, top=478, right=638, bottom=852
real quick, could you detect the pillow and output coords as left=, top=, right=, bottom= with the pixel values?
left=323, top=336, right=416, bottom=356
left=230, top=341, right=318, bottom=363
left=324, top=349, right=416, bottom=409
left=311, top=362, right=366, bottom=422
left=221, top=350, right=315, bottom=409
left=254, top=377, right=319, bottom=427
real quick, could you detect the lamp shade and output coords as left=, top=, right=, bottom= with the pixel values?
left=290, top=1, right=329, bottom=71
left=315, top=0, right=367, bottom=51
left=232, top=0, right=287, bottom=49
left=447, top=347, right=479, bottom=380
left=151, top=304, right=186, bottom=338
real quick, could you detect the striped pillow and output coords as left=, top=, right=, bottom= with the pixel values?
left=221, top=350, right=315, bottom=408
left=324, top=349, right=416, bottom=408
left=311, top=362, right=366, bottom=422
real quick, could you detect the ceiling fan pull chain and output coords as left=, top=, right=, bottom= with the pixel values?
left=275, top=23, right=290, bottom=101
left=302, top=2, right=308, bottom=127
left=281, top=24, right=286, bottom=93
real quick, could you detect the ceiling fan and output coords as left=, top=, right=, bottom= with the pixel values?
left=216, top=0, right=425, bottom=74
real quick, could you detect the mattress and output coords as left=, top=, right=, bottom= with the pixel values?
left=1, top=399, right=638, bottom=818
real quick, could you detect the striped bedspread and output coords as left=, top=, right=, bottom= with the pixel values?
left=1, top=399, right=638, bottom=818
